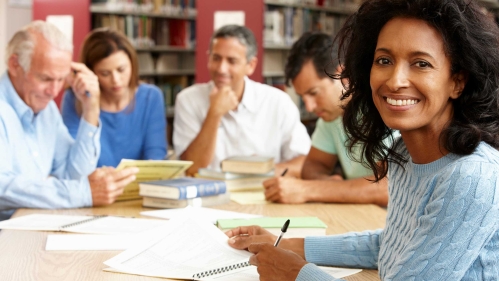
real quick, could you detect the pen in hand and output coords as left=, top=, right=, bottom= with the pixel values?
left=273, top=219, right=290, bottom=247
left=281, top=168, right=288, bottom=177
left=73, top=70, right=91, bottom=98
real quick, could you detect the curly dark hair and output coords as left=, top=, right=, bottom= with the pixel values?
left=284, top=32, right=338, bottom=87
left=336, top=0, right=499, bottom=181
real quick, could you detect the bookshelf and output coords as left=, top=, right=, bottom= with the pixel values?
left=262, top=0, right=362, bottom=127
left=264, top=0, right=358, bottom=14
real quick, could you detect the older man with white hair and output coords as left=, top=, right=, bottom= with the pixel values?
left=0, top=21, right=138, bottom=220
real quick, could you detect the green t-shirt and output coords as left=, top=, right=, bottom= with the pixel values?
left=311, top=117, right=398, bottom=180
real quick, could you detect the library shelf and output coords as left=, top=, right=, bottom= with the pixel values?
left=90, top=4, right=196, bottom=20
left=264, top=0, right=358, bottom=15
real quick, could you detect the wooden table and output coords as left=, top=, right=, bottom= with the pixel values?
left=0, top=200, right=386, bottom=281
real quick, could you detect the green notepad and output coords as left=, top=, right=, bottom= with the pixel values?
left=218, top=217, right=327, bottom=237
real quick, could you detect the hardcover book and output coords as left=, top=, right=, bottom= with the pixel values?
left=221, top=156, right=274, bottom=174
left=115, top=159, right=193, bottom=201
left=139, top=177, right=226, bottom=200
left=197, top=168, right=274, bottom=191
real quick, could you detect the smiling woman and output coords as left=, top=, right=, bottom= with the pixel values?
left=340, top=0, right=499, bottom=179
left=223, top=0, right=499, bottom=280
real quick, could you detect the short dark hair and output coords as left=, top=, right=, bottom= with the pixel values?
left=209, top=25, right=257, bottom=61
left=284, top=32, right=337, bottom=87
left=337, top=0, right=499, bottom=181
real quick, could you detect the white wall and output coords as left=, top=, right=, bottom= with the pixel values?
left=0, top=0, right=32, bottom=74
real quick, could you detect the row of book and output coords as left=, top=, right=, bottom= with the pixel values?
left=264, top=7, right=348, bottom=46
left=93, top=14, right=195, bottom=48
left=269, top=0, right=361, bottom=8
left=141, top=75, right=192, bottom=117
left=93, top=0, right=197, bottom=17
left=137, top=156, right=275, bottom=209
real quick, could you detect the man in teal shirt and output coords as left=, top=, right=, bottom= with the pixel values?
left=263, top=33, right=396, bottom=206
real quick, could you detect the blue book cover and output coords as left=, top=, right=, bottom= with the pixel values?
left=139, top=178, right=227, bottom=200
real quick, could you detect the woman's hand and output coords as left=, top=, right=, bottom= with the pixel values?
left=248, top=242, right=308, bottom=281
left=225, top=225, right=276, bottom=250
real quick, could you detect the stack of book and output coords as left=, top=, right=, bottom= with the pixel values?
left=139, top=177, right=230, bottom=209
left=197, top=156, right=275, bottom=192
left=196, top=169, right=273, bottom=192
left=221, top=156, right=274, bottom=174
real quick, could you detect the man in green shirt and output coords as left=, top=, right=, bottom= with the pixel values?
left=263, top=32, right=395, bottom=206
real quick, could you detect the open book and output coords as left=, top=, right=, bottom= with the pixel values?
left=115, top=159, right=193, bottom=201
left=104, top=216, right=361, bottom=280
left=0, top=214, right=167, bottom=235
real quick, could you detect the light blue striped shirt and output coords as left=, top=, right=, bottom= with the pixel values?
left=0, top=73, right=101, bottom=220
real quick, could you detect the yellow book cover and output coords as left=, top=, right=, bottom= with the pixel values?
left=115, top=159, right=193, bottom=201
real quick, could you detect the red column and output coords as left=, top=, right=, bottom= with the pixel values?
left=33, top=0, right=91, bottom=107
left=196, top=0, right=264, bottom=84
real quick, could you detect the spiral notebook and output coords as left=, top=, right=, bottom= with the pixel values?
left=104, top=216, right=361, bottom=280
left=0, top=214, right=167, bottom=235
left=104, top=216, right=253, bottom=280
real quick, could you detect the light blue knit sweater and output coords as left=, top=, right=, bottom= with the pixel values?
left=296, top=141, right=499, bottom=280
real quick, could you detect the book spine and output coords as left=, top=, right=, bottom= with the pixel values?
left=140, top=181, right=227, bottom=199
left=177, top=181, right=227, bottom=199
left=139, top=185, right=181, bottom=199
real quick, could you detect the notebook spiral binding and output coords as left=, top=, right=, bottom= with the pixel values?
left=60, top=215, right=107, bottom=229
left=192, top=260, right=251, bottom=279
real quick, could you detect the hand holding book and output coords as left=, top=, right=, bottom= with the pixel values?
left=88, top=166, right=139, bottom=206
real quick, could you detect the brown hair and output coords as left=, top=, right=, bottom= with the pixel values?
left=75, top=28, right=139, bottom=114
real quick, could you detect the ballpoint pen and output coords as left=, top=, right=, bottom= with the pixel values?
left=73, top=70, right=91, bottom=97
left=281, top=168, right=288, bottom=177
left=273, top=219, right=290, bottom=247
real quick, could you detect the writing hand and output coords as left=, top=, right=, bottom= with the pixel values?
left=248, top=243, right=308, bottom=281
left=263, top=177, right=309, bottom=203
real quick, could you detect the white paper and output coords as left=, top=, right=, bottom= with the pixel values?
left=46, top=234, right=135, bottom=251
left=45, top=228, right=163, bottom=251
left=0, top=214, right=168, bottom=235
left=0, top=214, right=92, bottom=231
left=140, top=206, right=262, bottom=224
left=214, top=11, right=245, bottom=31
left=65, top=216, right=167, bottom=235
left=104, top=216, right=253, bottom=280
left=46, top=15, right=73, bottom=43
